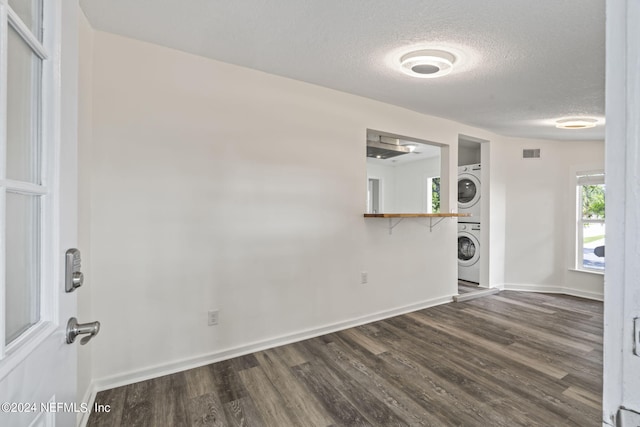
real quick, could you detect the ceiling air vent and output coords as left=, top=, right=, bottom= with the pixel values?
left=522, top=148, right=541, bottom=159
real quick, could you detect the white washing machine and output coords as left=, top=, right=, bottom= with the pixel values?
left=458, top=222, right=480, bottom=283
left=458, top=163, right=481, bottom=223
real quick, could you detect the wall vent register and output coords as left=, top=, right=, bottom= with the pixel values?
left=522, top=149, right=541, bottom=159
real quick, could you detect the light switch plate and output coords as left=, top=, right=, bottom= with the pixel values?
left=361, top=271, right=368, bottom=284
left=208, top=310, right=219, bottom=326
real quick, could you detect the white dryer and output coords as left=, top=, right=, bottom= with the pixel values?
left=458, top=163, right=481, bottom=223
left=458, top=222, right=480, bottom=283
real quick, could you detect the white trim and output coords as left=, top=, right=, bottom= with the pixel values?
left=424, top=176, right=433, bottom=213
left=88, top=294, right=454, bottom=393
left=604, top=0, right=640, bottom=420
left=567, top=163, right=603, bottom=274
left=0, top=0, right=7, bottom=179
left=502, top=283, right=603, bottom=301
left=41, top=0, right=62, bottom=332
left=575, top=174, right=605, bottom=271
left=503, top=283, right=565, bottom=293
left=38, top=0, right=60, bottom=333
left=424, top=175, right=440, bottom=213
left=560, top=287, right=604, bottom=301
left=577, top=172, right=605, bottom=186
left=0, top=185, right=4, bottom=353
left=582, top=218, right=605, bottom=224
left=0, top=2, right=7, bottom=360
left=28, top=395, right=55, bottom=427
left=0, top=321, right=55, bottom=380
left=7, top=8, right=47, bottom=60
left=568, top=268, right=604, bottom=276
left=366, top=175, right=384, bottom=214
left=77, top=383, right=97, bottom=427
left=3, top=180, right=47, bottom=195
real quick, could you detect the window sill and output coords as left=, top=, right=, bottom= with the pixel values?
left=568, top=268, right=604, bottom=276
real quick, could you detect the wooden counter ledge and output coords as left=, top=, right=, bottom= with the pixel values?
left=363, top=213, right=471, bottom=218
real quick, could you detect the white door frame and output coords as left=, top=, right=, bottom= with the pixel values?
left=603, top=0, right=640, bottom=424
left=367, top=176, right=384, bottom=213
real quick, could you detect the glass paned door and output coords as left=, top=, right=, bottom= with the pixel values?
left=1, top=2, right=80, bottom=425
left=7, top=24, right=42, bottom=184
left=3, top=0, right=46, bottom=346
left=5, top=192, right=40, bottom=343
left=7, top=0, right=42, bottom=40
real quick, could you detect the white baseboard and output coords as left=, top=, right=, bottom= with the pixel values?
left=77, top=383, right=97, bottom=427
left=503, top=283, right=564, bottom=293
left=502, top=283, right=603, bottom=301
left=560, top=286, right=604, bottom=301
left=85, top=294, right=455, bottom=397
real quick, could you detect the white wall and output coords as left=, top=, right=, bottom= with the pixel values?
left=83, top=31, right=488, bottom=386
left=365, top=161, right=395, bottom=213
left=458, top=145, right=481, bottom=166
left=78, top=29, right=605, bottom=395
left=395, top=157, right=440, bottom=213
left=500, top=138, right=605, bottom=299
left=367, top=156, right=440, bottom=213
left=481, top=138, right=506, bottom=289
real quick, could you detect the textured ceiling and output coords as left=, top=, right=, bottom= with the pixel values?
left=79, top=0, right=605, bottom=141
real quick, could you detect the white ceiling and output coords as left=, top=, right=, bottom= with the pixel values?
left=79, top=0, right=605, bottom=141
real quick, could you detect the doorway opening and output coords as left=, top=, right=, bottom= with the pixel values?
left=457, top=134, right=489, bottom=297
left=367, top=178, right=381, bottom=214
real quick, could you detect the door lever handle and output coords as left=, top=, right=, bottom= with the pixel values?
left=66, top=317, right=100, bottom=345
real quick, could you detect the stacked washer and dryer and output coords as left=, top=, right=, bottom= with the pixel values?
left=458, top=164, right=481, bottom=283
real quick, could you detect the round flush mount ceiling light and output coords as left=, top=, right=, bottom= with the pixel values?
left=555, top=117, right=601, bottom=129
left=399, top=49, right=457, bottom=78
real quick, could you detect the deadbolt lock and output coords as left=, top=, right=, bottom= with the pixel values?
left=65, top=248, right=83, bottom=292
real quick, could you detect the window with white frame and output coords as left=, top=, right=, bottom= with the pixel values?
left=576, top=171, right=605, bottom=271
left=2, top=0, right=49, bottom=347
left=425, top=176, right=440, bottom=213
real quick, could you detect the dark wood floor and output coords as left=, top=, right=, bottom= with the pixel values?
left=88, top=291, right=603, bottom=426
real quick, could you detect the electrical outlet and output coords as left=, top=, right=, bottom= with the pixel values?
left=361, top=271, right=368, bottom=284
left=208, top=310, right=219, bottom=326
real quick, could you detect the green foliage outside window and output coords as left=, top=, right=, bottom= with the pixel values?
left=432, top=177, right=441, bottom=213
left=582, top=184, right=605, bottom=219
